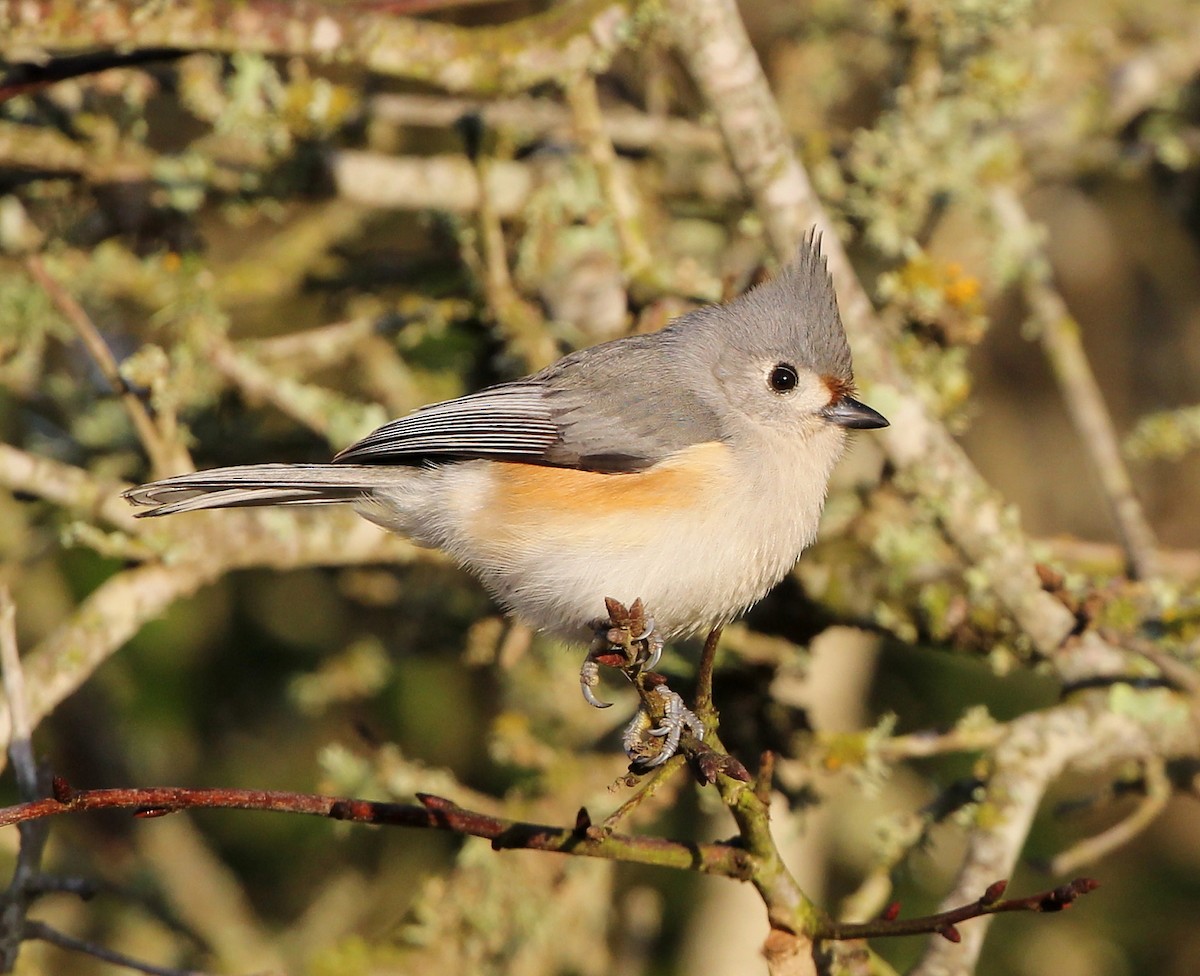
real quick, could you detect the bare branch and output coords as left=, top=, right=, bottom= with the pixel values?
left=819, top=878, right=1100, bottom=944
left=0, top=783, right=754, bottom=878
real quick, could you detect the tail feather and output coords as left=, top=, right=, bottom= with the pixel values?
left=124, top=464, right=405, bottom=517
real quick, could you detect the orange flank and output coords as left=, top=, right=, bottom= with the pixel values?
left=478, top=441, right=732, bottom=539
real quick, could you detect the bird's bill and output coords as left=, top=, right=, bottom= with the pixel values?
left=822, top=396, right=889, bottom=429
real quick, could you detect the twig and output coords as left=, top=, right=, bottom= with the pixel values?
left=1048, top=758, right=1171, bottom=876
left=601, top=763, right=684, bottom=831
left=25, top=256, right=186, bottom=478
left=22, top=920, right=210, bottom=976
left=0, top=782, right=754, bottom=879
left=693, top=624, right=723, bottom=720
left=0, top=587, right=50, bottom=971
left=0, top=588, right=35, bottom=799
left=329, top=150, right=740, bottom=213
left=0, top=444, right=136, bottom=529
left=459, top=117, right=560, bottom=371
left=817, top=878, right=1100, bottom=943
left=205, top=334, right=386, bottom=450
left=877, top=723, right=1006, bottom=761
left=369, top=92, right=723, bottom=153
left=564, top=72, right=652, bottom=277
left=991, top=189, right=1161, bottom=581
left=1040, top=537, right=1200, bottom=584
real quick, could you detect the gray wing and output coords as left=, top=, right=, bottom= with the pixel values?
left=334, top=333, right=723, bottom=472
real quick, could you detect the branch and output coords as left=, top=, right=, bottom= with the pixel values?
left=0, top=782, right=753, bottom=879
left=0, top=0, right=640, bottom=96
left=369, top=92, right=723, bottom=153
left=0, top=588, right=50, bottom=970
left=910, top=700, right=1192, bottom=975
left=0, top=47, right=187, bottom=103
left=1048, top=758, right=1172, bottom=876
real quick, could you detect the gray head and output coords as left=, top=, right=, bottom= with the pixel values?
left=669, top=232, right=887, bottom=437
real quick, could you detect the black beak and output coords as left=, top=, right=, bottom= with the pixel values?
left=822, top=396, right=889, bottom=430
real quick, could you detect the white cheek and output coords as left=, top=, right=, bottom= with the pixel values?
left=787, top=377, right=830, bottom=414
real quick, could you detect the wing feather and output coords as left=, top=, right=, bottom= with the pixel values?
left=333, top=383, right=560, bottom=464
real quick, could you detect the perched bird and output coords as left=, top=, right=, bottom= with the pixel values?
left=126, top=232, right=887, bottom=764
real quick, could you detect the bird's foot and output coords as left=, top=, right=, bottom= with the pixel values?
left=577, top=597, right=706, bottom=769
left=621, top=676, right=705, bottom=770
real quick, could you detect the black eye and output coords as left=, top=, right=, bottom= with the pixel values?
left=768, top=363, right=799, bottom=393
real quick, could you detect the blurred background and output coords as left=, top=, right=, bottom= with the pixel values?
left=1, top=0, right=1199, bottom=973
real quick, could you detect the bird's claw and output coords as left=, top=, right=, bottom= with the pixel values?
left=622, top=686, right=705, bottom=769
left=579, top=658, right=612, bottom=709
left=634, top=621, right=664, bottom=671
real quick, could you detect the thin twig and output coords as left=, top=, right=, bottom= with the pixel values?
left=460, top=119, right=559, bottom=371
left=23, top=920, right=210, bottom=976
left=601, top=763, right=683, bottom=831
left=817, top=878, right=1100, bottom=943
left=25, top=255, right=186, bottom=478
left=0, top=48, right=187, bottom=103
left=1049, top=758, right=1171, bottom=876
left=369, top=92, right=723, bottom=153
left=0, top=588, right=34, bottom=799
left=877, top=723, right=1006, bottom=761
left=0, top=587, right=50, bottom=971
left=991, top=189, right=1161, bottom=581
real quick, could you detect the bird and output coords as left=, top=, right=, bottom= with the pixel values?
left=126, top=231, right=887, bottom=764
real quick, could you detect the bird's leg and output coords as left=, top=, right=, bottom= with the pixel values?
left=578, top=597, right=705, bottom=769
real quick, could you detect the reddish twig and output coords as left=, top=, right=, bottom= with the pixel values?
left=815, top=878, right=1100, bottom=943
left=693, top=623, right=723, bottom=719
left=0, top=779, right=755, bottom=880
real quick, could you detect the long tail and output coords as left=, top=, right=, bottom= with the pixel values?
left=124, top=464, right=406, bottom=517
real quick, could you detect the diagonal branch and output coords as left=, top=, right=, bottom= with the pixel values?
left=665, top=0, right=1085, bottom=662
left=990, top=189, right=1160, bottom=581
left=26, top=255, right=189, bottom=479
